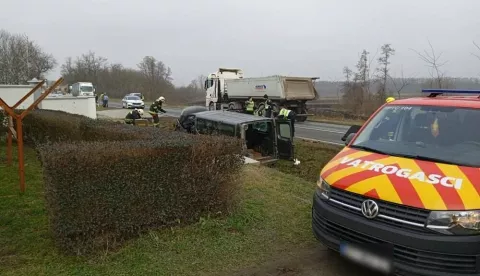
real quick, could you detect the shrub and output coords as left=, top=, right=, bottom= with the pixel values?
left=0, top=110, right=6, bottom=134
left=21, top=110, right=151, bottom=144
left=37, top=129, right=244, bottom=255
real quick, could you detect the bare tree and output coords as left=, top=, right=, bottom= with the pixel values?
left=389, top=67, right=411, bottom=98
left=411, top=39, right=448, bottom=88
left=137, top=56, right=174, bottom=99
left=188, top=74, right=207, bottom=94
left=471, top=41, right=480, bottom=62
left=61, top=51, right=108, bottom=85
left=375, top=44, right=395, bottom=101
left=0, top=29, right=56, bottom=84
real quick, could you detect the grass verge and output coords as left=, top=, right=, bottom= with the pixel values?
left=275, top=140, right=342, bottom=183
left=96, top=106, right=118, bottom=111
left=0, top=142, right=317, bottom=276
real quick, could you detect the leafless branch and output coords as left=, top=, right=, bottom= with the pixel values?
left=409, top=39, right=448, bottom=88
left=471, top=41, right=480, bottom=61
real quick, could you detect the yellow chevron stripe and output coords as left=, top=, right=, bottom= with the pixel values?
left=346, top=174, right=402, bottom=204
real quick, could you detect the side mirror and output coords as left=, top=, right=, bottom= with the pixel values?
left=341, top=125, right=362, bottom=141
left=344, top=133, right=356, bottom=145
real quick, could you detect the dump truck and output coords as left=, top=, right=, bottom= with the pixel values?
left=204, top=68, right=318, bottom=122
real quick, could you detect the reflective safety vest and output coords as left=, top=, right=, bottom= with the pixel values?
left=246, top=99, right=254, bottom=111
left=279, top=108, right=291, bottom=117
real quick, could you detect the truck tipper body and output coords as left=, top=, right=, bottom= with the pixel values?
left=205, top=68, right=318, bottom=122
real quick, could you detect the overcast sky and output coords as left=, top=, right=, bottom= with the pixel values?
left=2, top=0, right=480, bottom=86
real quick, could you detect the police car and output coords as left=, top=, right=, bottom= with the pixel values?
left=312, top=89, right=480, bottom=276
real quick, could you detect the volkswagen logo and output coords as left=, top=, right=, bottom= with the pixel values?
left=361, top=199, right=379, bottom=219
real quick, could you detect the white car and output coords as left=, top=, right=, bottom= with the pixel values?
left=122, top=95, right=145, bottom=109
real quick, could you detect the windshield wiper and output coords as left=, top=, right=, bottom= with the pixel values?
left=391, top=153, right=459, bottom=166
left=349, top=145, right=391, bottom=155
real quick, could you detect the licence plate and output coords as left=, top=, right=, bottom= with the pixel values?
left=340, top=242, right=392, bottom=274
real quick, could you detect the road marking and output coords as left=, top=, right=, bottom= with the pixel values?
left=295, top=126, right=345, bottom=134
left=296, top=136, right=344, bottom=146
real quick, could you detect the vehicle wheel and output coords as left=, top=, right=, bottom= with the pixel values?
left=296, top=107, right=308, bottom=122
left=297, top=115, right=307, bottom=122
left=209, top=102, right=215, bottom=111
left=256, top=104, right=265, bottom=116
left=228, top=103, right=235, bottom=111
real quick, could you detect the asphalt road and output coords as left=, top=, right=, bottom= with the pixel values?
left=108, top=101, right=349, bottom=145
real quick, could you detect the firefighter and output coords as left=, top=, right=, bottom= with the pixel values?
left=125, top=108, right=143, bottom=125
left=277, top=103, right=296, bottom=136
left=263, top=94, right=273, bottom=118
left=148, top=96, right=166, bottom=127
left=245, top=97, right=254, bottom=115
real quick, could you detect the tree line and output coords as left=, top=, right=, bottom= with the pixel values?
left=61, top=51, right=206, bottom=103
left=0, top=29, right=205, bottom=104
left=0, top=30, right=57, bottom=84
left=339, top=40, right=465, bottom=115
left=2, top=29, right=480, bottom=108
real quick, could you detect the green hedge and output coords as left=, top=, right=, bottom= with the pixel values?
left=21, top=110, right=148, bottom=144
left=0, top=110, right=6, bottom=134
left=26, top=110, right=244, bottom=255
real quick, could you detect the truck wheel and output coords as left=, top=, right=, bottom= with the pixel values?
left=296, top=107, right=308, bottom=122
left=256, top=104, right=265, bottom=116
left=209, top=102, right=215, bottom=111
left=297, top=115, right=307, bottom=122
left=228, top=103, right=235, bottom=111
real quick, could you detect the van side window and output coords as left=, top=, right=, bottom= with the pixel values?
left=279, top=123, right=291, bottom=138
left=217, top=123, right=235, bottom=136
left=196, top=118, right=208, bottom=134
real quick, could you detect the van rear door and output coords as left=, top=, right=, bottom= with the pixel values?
left=275, top=120, right=294, bottom=160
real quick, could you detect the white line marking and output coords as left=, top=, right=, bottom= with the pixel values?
left=295, top=126, right=345, bottom=134
left=296, top=136, right=344, bottom=146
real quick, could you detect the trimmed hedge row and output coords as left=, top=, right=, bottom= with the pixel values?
left=23, top=110, right=244, bottom=255
left=0, top=110, right=6, bottom=134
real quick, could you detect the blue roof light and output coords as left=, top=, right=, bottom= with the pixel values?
left=421, top=89, right=480, bottom=94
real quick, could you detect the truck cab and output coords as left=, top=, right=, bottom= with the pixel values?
left=176, top=108, right=295, bottom=164
left=205, top=68, right=244, bottom=110
left=71, top=82, right=95, bottom=97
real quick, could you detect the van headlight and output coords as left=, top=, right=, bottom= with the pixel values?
left=317, top=176, right=331, bottom=200
left=426, top=210, right=480, bottom=235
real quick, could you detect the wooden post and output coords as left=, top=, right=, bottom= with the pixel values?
left=0, top=77, right=63, bottom=192
left=12, top=80, right=45, bottom=109
left=16, top=119, right=25, bottom=193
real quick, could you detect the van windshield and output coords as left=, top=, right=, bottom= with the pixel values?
left=80, top=86, right=93, bottom=92
left=351, top=104, right=480, bottom=167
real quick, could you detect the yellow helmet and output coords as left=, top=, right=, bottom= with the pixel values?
left=385, top=97, right=395, bottom=103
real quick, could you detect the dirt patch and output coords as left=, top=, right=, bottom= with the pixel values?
left=229, top=245, right=378, bottom=276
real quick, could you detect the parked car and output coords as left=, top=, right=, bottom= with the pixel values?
left=122, top=95, right=145, bottom=109
left=175, top=107, right=295, bottom=164
left=127, top=92, right=144, bottom=100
